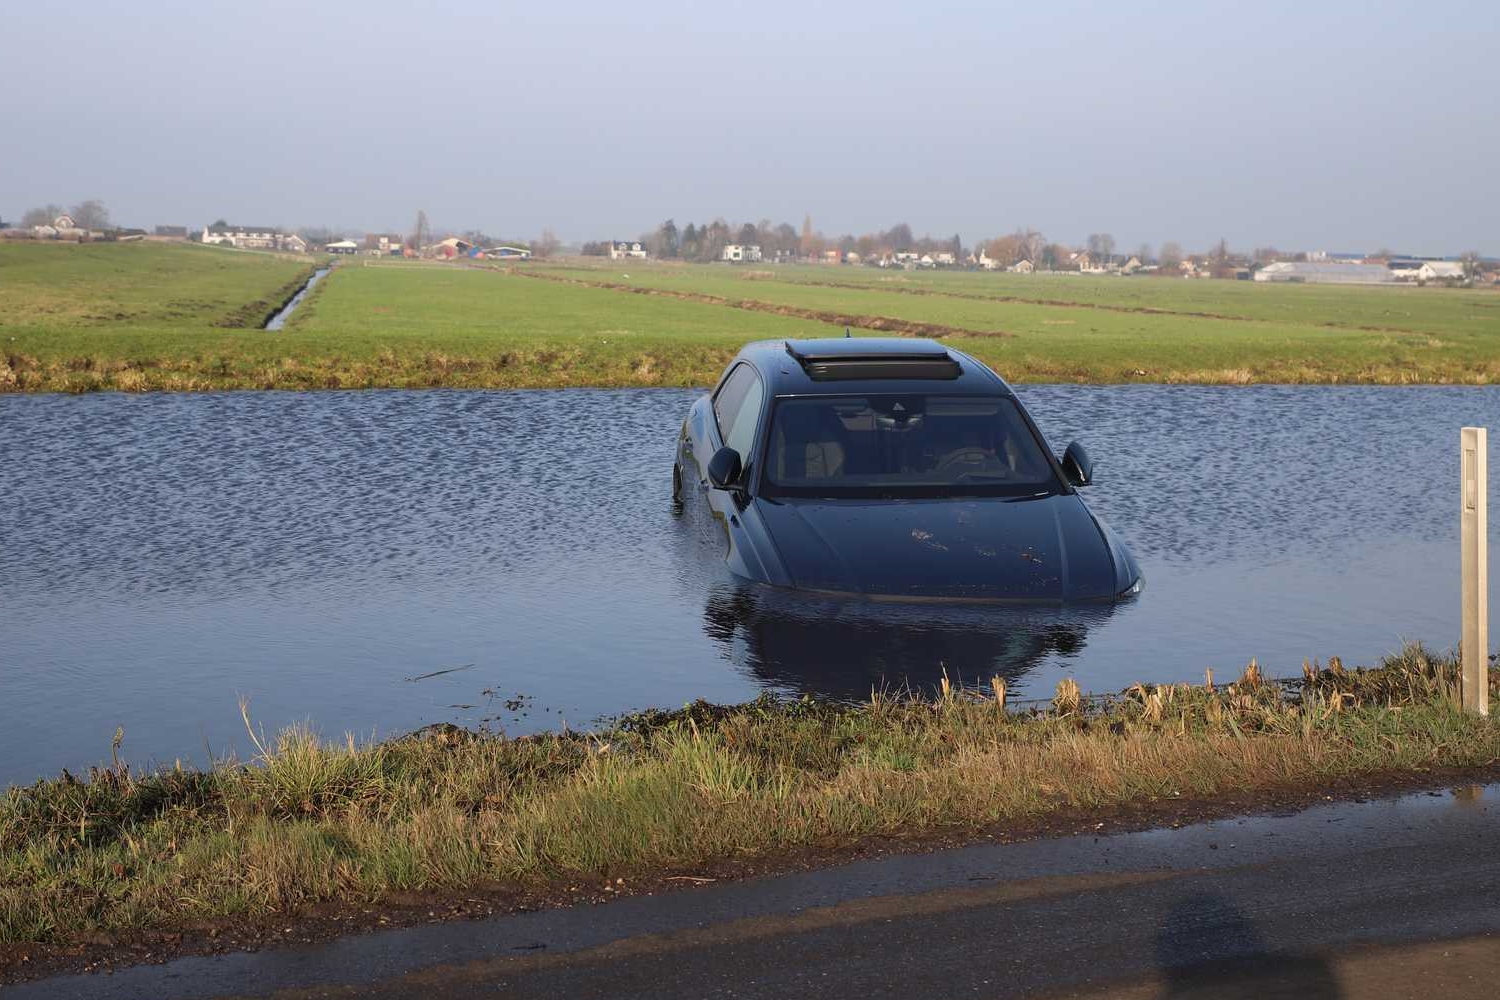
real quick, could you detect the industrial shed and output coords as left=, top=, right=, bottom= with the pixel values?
left=1254, top=262, right=1394, bottom=284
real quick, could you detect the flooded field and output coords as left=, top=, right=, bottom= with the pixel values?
left=2, top=385, right=1496, bottom=785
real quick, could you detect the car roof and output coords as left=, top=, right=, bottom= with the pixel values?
left=735, top=337, right=1013, bottom=397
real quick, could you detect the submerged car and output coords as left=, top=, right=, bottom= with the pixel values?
left=673, top=338, right=1142, bottom=602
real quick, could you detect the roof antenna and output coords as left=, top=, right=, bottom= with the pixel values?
left=844, top=326, right=851, bottom=338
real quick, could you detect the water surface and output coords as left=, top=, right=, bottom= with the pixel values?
left=1, top=386, right=1495, bottom=785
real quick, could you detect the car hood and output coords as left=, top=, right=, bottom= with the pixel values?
left=752, top=493, right=1121, bottom=602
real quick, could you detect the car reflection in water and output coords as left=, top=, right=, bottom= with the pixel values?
left=701, top=581, right=1116, bottom=702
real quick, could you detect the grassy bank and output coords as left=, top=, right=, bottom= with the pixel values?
left=3, top=246, right=1498, bottom=391
left=3, top=645, right=1497, bottom=950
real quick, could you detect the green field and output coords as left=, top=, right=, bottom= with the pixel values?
left=2, top=241, right=1497, bottom=391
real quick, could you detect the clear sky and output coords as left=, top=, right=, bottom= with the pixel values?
left=3, top=0, right=1494, bottom=254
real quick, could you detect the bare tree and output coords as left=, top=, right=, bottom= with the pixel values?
left=21, top=204, right=64, bottom=227
left=1460, top=250, right=1482, bottom=280
left=70, top=199, right=110, bottom=230
left=1159, top=241, right=1183, bottom=269
left=1136, top=243, right=1152, bottom=265
left=534, top=229, right=561, bottom=259
left=1099, top=233, right=1116, bottom=263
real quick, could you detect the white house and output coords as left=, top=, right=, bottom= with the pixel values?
left=721, top=244, right=762, bottom=263
left=893, top=250, right=920, bottom=267
left=1010, top=259, right=1034, bottom=274
left=202, top=225, right=307, bottom=251
left=325, top=239, right=359, bottom=254
left=609, top=240, right=647, bottom=259
left=1417, top=261, right=1465, bottom=281
left=932, top=252, right=956, bottom=267
left=1116, top=255, right=1142, bottom=274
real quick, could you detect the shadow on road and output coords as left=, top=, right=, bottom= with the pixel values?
left=1155, top=893, right=1341, bottom=999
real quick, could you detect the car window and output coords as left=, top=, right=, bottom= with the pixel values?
left=724, top=375, right=765, bottom=461
left=712, top=364, right=759, bottom=447
left=762, top=395, right=1059, bottom=498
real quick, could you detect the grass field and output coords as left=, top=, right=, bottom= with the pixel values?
left=2, top=241, right=1497, bottom=391
left=2, top=646, right=1496, bottom=951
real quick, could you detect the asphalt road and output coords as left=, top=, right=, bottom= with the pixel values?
left=11, top=785, right=1500, bottom=1000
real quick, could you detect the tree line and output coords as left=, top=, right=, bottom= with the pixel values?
left=584, top=218, right=965, bottom=261
left=20, top=200, right=111, bottom=230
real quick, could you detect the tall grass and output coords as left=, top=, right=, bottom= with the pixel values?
left=2, top=644, right=1496, bottom=946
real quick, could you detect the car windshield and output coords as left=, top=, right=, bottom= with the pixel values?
left=761, top=395, right=1061, bottom=498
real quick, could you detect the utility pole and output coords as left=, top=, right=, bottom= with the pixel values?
left=1461, top=427, right=1488, bottom=716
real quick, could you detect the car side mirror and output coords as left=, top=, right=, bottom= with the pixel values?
left=707, top=446, right=743, bottom=490
left=1061, top=441, right=1093, bottom=487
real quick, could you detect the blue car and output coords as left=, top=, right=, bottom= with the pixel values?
left=673, top=337, right=1142, bottom=602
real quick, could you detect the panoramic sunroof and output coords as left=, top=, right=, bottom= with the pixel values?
left=784, top=341, right=962, bottom=381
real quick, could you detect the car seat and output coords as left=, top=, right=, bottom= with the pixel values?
left=775, top=406, right=846, bottom=480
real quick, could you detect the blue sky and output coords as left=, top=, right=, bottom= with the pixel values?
left=2, top=0, right=1494, bottom=254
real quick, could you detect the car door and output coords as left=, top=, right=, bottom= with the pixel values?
left=700, top=363, right=766, bottom=546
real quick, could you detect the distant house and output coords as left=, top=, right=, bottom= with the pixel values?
left=282, top=234, right=307, bottom=253
left=1116, top=255, right=1142, bottom=275
left=721, top=244, right=763, bottom=263
left=844, top=251, right=862, bottom=264
left=1417, top=261, right=1465, bottom=282
left=364, top=234, right=405, bottom=256
left=822, top=249, right=841, bottom=264
left=1387, top=259, right=1424, bottom=280
left=893, top=250, right=920, bottom=268
left=1070, top=250, right=1099, bottom=272
left=202, top=225, right=287, bottom=249
left=153, top=225, right=188, bottom=239
left=608, top=240, right=647, bottom=259
left=1010, top=259, right=1034, bottom=274
left=932, top=252, right=957, bottom=267
left=325, top=239, right=359, bottom=254
left=34, top=214, right=88, bottom=240
left=486, top=245, right=532, bottom=259
left=1253, top=261, right=1394, bottom=284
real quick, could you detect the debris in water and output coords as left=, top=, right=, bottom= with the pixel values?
left=404, top=664, right=475, bottom=682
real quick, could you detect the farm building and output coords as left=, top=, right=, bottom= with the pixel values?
left=486, top=245, right=532, bottom=259
left=1254, top=262, right=1394, bottom=284
left=325, top=240, right=359, bottom=254
left=364, top=234, right=405, bottom=255
left=721, top=244, right=762, bottom=263
left=430, top=237, right=476, bottom=258
left=1417, top=261, right=1465, bottom=281
left=202, top=225, right=289, bottom=250
left=608, top=240, right=647, bottom=259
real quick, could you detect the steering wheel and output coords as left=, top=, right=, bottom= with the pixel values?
left=935, top=447, right=1003, bottom=477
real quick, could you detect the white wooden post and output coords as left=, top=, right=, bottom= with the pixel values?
left=1461, top=427, right=1488, bottom=716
